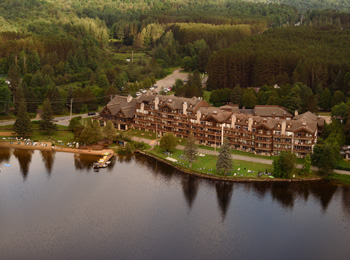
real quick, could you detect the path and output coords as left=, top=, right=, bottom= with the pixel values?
left=131, top=136, right=350, bottom=176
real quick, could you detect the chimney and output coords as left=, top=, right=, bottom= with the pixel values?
left=183, top=102, right=188, bottom=115
left=127, top=95, right=132, bottom=103
left=281, top=121, right=286, bottom=135
left=155, top=97, right=159, bottom=110
left=231, top=115, right=236, bottom=128
left=213, top=110, right=217, bottom=115
left=295, top=110, right=298, bottom=116
left=140, top=103, right=144, bottom=112
left=196, top=111, right=201, bottom=124
left=302, top=122, right=306, bottom=127
left=248, top=118, right=253, bottom=131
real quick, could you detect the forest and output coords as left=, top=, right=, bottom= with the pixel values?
left=0, top=0, right=349, bottom=118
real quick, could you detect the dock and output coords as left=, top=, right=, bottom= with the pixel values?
left=93, top=152, right=114, bottom=168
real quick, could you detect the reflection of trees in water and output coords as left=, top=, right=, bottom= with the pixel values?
left=181, top=175, right=199, bottom=210
left=118, top=155, right=133, bottom=164
left=215, top=181, right=234, bottom=220
left=74, top=153, right=99, bottom=172
left=134, top=153, right=179, bottom=182
left=309, top=183, right=338, bottom=212
left=0, top=148, right=11, bottom=164
left=250, top=182, right=337, bottom=211
left=341, top=187, right=350, bottom=216
left=40, top=151, right=55, bottom=176
left=13, top=149, right=34, bottom=180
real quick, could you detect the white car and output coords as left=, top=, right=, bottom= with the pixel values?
left=136, top=92, right=141, bottom=96
left=141, top=89, right=147, bottom=93
left=150, top=87, right=154, bottom=90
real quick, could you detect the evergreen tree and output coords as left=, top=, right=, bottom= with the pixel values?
left=319, top=88, right=332, bottom=110
left=7, top=64, right=21, bottom=98
left=14, top=86, right=26, bottom=115
left=183, top=133, right=198, bottom=167
left=27, top=88, right=38, bottom=113
left=216, top=138, right=233, bottom=175
left=231, top=84, right=243, bottom=105
left=241, top=89, right=257, bottom=108
left=103, top=121, right=116, bottom=144
left=47, top=86, right=65, bottom=115
left=39, top=99, right=56, bottom=135
left=13, top=102, right=32, bottom=137
left=0, top=84, right=12, bottom=114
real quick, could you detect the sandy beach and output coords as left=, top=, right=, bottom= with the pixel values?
left=0, top=141, right=115, bottom=156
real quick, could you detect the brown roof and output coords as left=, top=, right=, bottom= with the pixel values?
left=253, top=105, right=292, bottom=118
left=198, top=107, right=232, bottom=123
left=138, top=94, right=207, bottom=112
left=104, top=96, right=136, bottom=118
left=293, top=111, right=325, bottom=128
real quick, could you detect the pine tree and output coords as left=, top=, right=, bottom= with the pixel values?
left=39, top=99, right=56, bottom=135
left=216, top=138, right=233, bottom=175
left=14, top=86, right=26, bottom=115
left=183, top=133, right=198, bottom=167
left=7, top=64, right=21, bottom=99
left=13, top=102, right=32, bottom=137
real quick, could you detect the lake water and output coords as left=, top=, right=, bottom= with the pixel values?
left=0, top=148, right=350, bottom=260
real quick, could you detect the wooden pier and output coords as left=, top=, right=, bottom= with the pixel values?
left=93, top=152, right=114, bottom=169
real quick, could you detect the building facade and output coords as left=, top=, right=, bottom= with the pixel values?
left=99, top=94, right=324, bottom=158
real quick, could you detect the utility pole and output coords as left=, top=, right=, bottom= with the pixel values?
left=67, top=98, right=73, bottom=120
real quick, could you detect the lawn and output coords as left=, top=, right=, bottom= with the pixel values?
left=127, top=129, right=157, bottom=139
left=203, top=90, right=211, bottom=104
left=149, top=146, right=274, bottom=178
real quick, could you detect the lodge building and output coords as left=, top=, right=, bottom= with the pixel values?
left=99, top=93, right=325, bottom=158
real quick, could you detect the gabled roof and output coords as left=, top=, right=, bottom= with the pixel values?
left=293, top=111, right=325, bottom=128
left=103, top=96, right=136, bottom=118
left=198, top=107, right=232, bottom=123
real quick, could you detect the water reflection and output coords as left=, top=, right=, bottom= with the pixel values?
left=0, top=148, right=10, bottom=164
left=40, top=150, right=55, bottom=176
left=74, top=153, right=99, bottom=171
left=181, top=175, right=199, bottom=210
left=341, top=187, right=350, bottom=216
left=13, top=149, right=34, bottom=180
left=215, top=181, right=234, bottom=220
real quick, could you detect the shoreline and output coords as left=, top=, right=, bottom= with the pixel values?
left=0, top=141, right=115, bottom=156
left=138, top=151, right=324, bottom=183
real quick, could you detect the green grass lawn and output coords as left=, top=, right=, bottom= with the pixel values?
left=203, top=90, right=211, bottom=104
left=127, top=129, right=157, bottom=139
left=149, top=146, right=274, bottom=178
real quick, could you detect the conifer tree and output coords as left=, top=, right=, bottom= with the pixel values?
left=14, top=87, right=26, bottom=115
left=183, top=133, right=198, bottom=167
left=13, top=102, right=32, bottom=137
left=40, top=98, right=56, bottom=135
left=216, top=138, right=233, bottom=175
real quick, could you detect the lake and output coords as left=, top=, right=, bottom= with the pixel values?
left=0, top=148, right=349, bottom=260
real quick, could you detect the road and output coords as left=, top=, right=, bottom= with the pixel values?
left=153, top=68, right=189, bottom=92
left=0, top=113, right=94, bottom=127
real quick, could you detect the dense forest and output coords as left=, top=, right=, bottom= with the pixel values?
left=0, top=0, right=350, bottom=118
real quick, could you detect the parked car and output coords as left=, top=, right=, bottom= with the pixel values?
left=136, top=92, right=141, bottom=96
left=141, top=89, right=147, bottom=93
left=88, top=112, right=96, bottom=116
left=150, top=87, right=154, bottom=90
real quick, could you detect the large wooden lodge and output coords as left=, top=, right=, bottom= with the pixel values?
left=99, top=93, right=325, bottom=158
